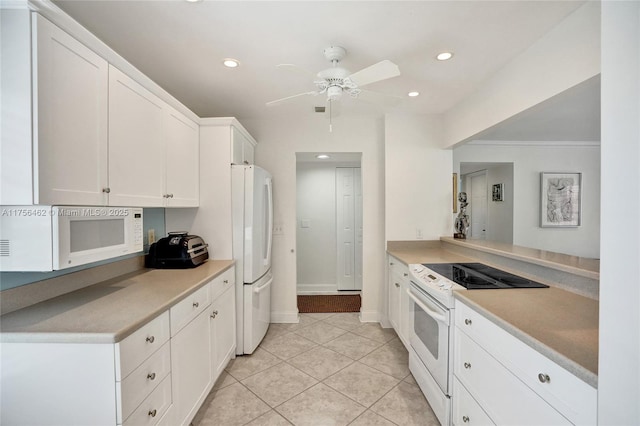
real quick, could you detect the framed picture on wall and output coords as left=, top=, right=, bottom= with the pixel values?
left=492, top=183, right=504, bottom=201
left=540, top=172, right=582, bottom=227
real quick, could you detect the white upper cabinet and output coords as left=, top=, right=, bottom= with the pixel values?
left=108, top=65, right=165, bottom=207
left=35, top=15, right=109, bottom=205
left=231, top=126, right=255, bottom=165
left=164, top=107, right=199, bottom=207
left=0, top=13, right=109, bottom=205
left=0, top=11, right=199, bottom=208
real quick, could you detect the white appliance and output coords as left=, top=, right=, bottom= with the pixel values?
left=0, top=206, right=143, bottom=271
left=232, top=165, right=273, bottom=355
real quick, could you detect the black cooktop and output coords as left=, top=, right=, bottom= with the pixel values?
left=422, top=263, right=549, bottom=290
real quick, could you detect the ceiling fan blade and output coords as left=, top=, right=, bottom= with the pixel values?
left=266, top=91, right=318, bottom=107
left=348, top=60, right=400, bottom=87
left=276, top=63, right=318, bottom=78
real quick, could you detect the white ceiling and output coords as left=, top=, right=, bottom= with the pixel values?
left=52, top=0, right=589, bottom=125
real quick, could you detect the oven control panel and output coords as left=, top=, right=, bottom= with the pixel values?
left=409, top=264, right=462, bottom=308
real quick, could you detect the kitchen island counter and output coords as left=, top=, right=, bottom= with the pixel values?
left=0, top=260, right=234, bottom=344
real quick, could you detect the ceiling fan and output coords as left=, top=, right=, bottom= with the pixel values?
left=266, top=46, right=401, bottom=109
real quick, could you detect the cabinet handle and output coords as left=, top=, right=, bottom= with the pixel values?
left=463, top=415, right=470, bottom=423
left=464, top=318, right=472, bottom=325
left=223, top=280, right=229, bottom=284
left=244, top=160, right=249, bottom=165
left=102, top=187, right=111, bottom=193
left=146, top=336, right=155, bottom=344
left=403, top=273, right=408, bottom=277
left=148, top=409, right=157, bottom=418
left=211, top=310, right=219, bottom=319
left=395, top=282, right=400, bottom=288
left=390, top=262, right=395, bottom=266
left=193, top=302, right=199, bottom=308
left=464, top=362, right=471, bottom=369
left=147, top=372, right=156, bottom=381
left=169, top=194, right=174, bottom=198
left=538, top=373, right=551, bottom=383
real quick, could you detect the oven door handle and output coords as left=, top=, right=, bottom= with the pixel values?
left=406, top=289, right=449, bottom=326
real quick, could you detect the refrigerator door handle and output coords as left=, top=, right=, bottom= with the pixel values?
left=254, top=276, right=273, bottom=294
left=264, top=177, right=273, bottom=267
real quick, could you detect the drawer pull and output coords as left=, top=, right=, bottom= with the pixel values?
left=102, top=187, right=111, bottom=193
left=538, top=373, right=551, bottom=383
left=147, top=372, right=156, bottom=381
left=403, top=273, right=408, bottom=277
left=395, top=283, right=400, bottom=288
left=390, top=262, right=395, bottom=266
left=146, top=336, right=155, bottom=344
left=148, top=409, right=157, bottom=418
left=193, top=302, right=200, bottom=308
left=464, top=318, right=472, bottom=325
left=211, top=310, right=219, bottom=319
left=223, top=279, right=229, bottom=284
left=464, top=362, right=472, bottom=369
left=463, top=415, right=470, bottom=423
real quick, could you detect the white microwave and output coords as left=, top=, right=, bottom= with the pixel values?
left=0, top=206, right=143, bottom=271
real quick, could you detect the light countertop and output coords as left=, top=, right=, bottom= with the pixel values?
left=387, top=241, right=598, bottom=387
left=0, top=260, right=234, bottom=344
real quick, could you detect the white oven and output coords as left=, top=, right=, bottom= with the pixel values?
left=407, top=280, right=454, bottom=426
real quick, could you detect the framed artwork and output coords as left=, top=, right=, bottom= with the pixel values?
left=540, top=172, right=582, bottom=227
left=453, top=173, right=458, bottom=213
left=492, top=183, right=504, bottom=202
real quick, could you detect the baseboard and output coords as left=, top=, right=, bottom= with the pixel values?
left=270, top=310, right=300, bottom=323
left=359, top=309, right=380, bottom=323
left=296, top=283, right=337, bottom=293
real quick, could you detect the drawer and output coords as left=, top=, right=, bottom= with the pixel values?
left=170, top=284, right=211, bottom=336
left=117, top=342, right=171, bottom=423
left=455, top=300, right=597, bottom=425
left=116, top=311, right=170, bottom=380
left=454, top=329, right=570, bottom=425
left=122, top=374, right=172, bottom=426
left=210, top=266, right=235, bottom=300
left=452, top=377, right=494, bottom=426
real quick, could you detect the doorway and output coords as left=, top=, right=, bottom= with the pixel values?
left=295, top=153, right=363, bottom=311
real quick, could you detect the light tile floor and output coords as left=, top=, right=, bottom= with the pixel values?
left=192, top=313, right=440, bottom=426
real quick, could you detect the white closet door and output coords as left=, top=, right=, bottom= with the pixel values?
left=336, top=167, right=362, bottom=291
left=469, top=171, right=488, bottom=239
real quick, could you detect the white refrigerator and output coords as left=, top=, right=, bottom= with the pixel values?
left=232, top=165, right=273, bottom=355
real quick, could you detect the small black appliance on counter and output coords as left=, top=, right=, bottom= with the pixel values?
left=146, top=232, right=209, bottom=268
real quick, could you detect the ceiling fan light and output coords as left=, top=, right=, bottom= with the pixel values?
left=436, top=52, right=453, bottom=61
left=223, top=58, right=240, bottom=68
left=408, top=91, right=420, bottom=97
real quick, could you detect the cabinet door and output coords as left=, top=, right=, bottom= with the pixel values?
left=35, top=15, right=109, bottom=205
left=171, top=310, right=212, bottom=426
left=164, top=107, right=199, bottom=207
left=108, top=65, right=165, bottom=207
left=231, top=127, right=254, bottom=165
left=388, top=269, right=401, bottom=331
left=210, top=283, right=236, bottom=381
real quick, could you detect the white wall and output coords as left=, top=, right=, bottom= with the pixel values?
left=454, top=142, right=600, bottom=258
left=384, top=113, right=452, bottom=241
left=295, top=163, right=339, bottom=292
left=243, top=115, right=385, bottom=323
left=442, top=1, right=600, bottom=148
left=598, top=1, right=640, bottom=422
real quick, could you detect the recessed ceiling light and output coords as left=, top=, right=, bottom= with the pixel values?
left=223, top=58, right=240, bottom=68
left=185, top=0, right=202, bottom=2
left=436, top=52, right=454, bottom=61
left=408, top=91, right=420, bottom=97
left=316, top=154, right=330, bottom=160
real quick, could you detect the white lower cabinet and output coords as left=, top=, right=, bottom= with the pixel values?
left=209, top=269, right=236, bottom=379
left=388, top=255, right=410, bottom=347
left=0, top=267, right=236, bottom=426
left=170, top=309, right=212, bottom=426
left=452, top=377, right=494, bottom=426
left=453, top=299, right=597, bottom=426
